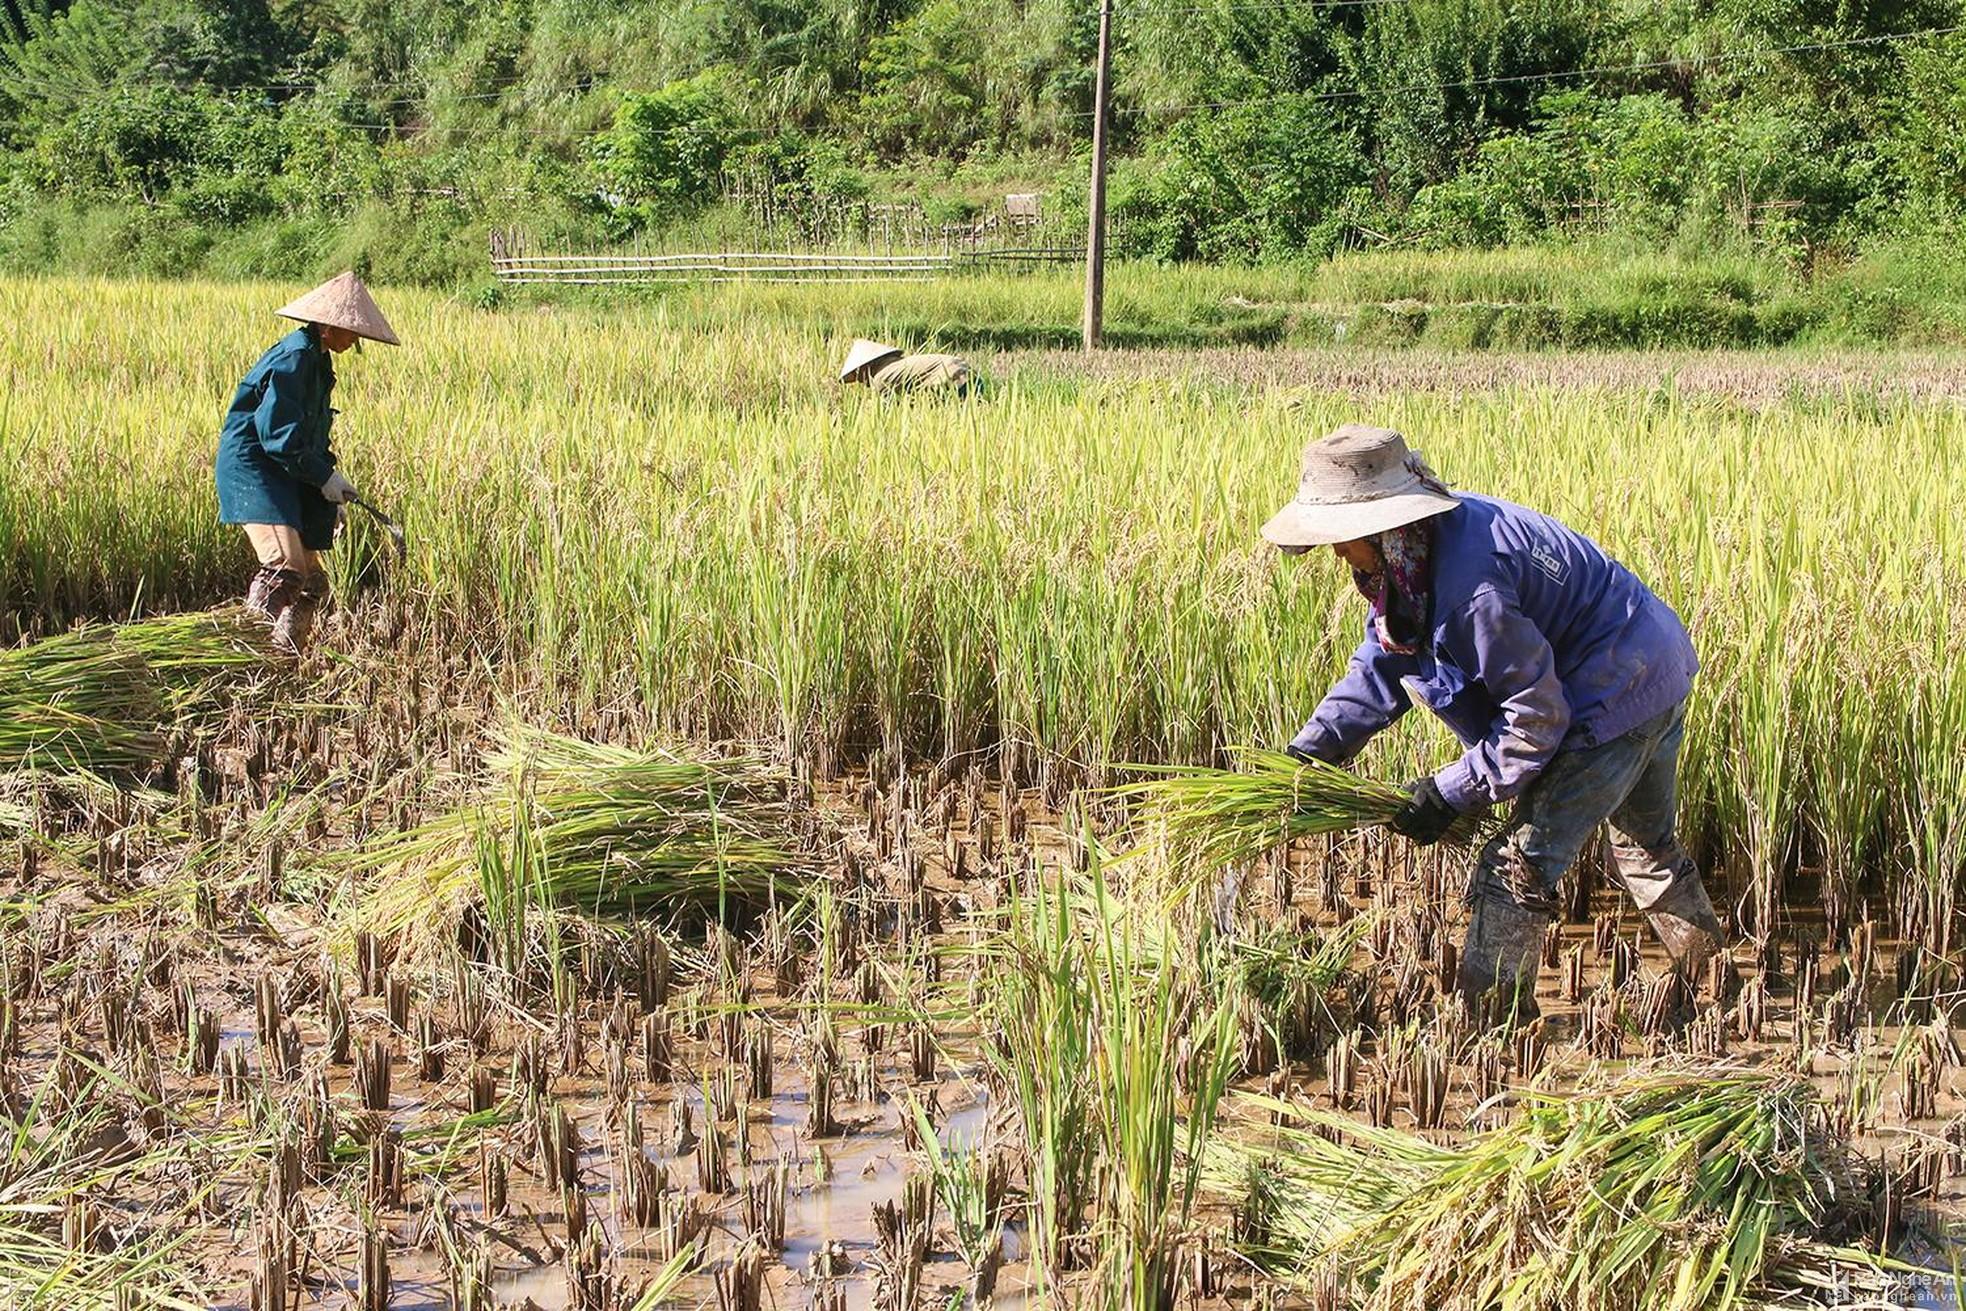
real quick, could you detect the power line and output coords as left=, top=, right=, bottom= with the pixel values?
left=1124, top=0, right=1406, bottom=14
left=331, top=105, right=767, bottom=138
left=204, top=68, right=599, bottom=105
left=336, top=118, right=605, bottom=137
left=120, top=17, right=1964, bottom=139
left=1074, top=21, right=1966, bottom=118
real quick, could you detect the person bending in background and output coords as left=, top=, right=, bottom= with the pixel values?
left=1266, top=424, right=1734, bottom=1026
left=839, top=338, right=977, bottom=394
left=214, top=272, right=398, bottom=651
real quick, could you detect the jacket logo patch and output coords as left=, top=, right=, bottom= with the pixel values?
left=1530, top=541, right=1569, bottom=585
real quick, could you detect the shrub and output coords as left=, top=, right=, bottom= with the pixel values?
left=855, top=0, right=986, bottom=161
left=1111, top=95, right=1372, bottom=264
left=591, top=70, right=744, bottom=233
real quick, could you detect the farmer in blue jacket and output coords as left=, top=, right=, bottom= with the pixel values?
left=214, top=272, right=398, bottom=651
left=1264, top=424, right=1731, bottom=1025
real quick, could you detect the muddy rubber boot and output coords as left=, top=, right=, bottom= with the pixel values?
left=244, top=565, right=282, bottom=619
left=1610, top=835, right=1740, bottom=1003
left=253, top=568, right=304, bottom=647
left=1459, top=896, right=1551, bottom=1031
left=1647, top=874, right=1741, bottom=1003
left=273, top=569, right=331, bottom=655
left=271, top=594, right=320, bottom=654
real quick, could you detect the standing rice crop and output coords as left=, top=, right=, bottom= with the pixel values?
left=6, top=276, right=1965, bottom=935
left=1080, top=867, right=1239, bottom=1311
left=987, top=867, right=1099, bottom=1281
left=987, top=854, right=1241, bottom=1305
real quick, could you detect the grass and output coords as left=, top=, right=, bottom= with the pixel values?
left=1212, top=1068, right=1926, bottom=1311
left=501, top=241, right=1966, bottom=350
left=526, top=262, right=1304, bottom=351
left=19, top=192, right=1966, bottom=346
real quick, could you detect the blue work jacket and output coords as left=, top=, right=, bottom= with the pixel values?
left=1290, top=494, right=1698, bottom=812
left=214, top=327, right=339, bottom=550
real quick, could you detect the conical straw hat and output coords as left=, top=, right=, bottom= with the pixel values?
left=1260, top=424, right=1459, bottom=548
left=275, top=272, right=400, bottom=346
left=840, top=339, right=902, bottom=381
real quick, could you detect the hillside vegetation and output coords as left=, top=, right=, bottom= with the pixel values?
left=4, top=0, right=1966, bottom=312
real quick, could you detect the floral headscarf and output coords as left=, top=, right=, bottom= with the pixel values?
left=1349, top=451, right=1451, bottom=655
left=1352, top=520, right=1434, bottom=655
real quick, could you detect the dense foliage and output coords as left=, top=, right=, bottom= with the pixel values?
left=2, top=0, right=1965, bottom=284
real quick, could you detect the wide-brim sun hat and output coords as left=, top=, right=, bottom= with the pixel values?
left=840, top=338, right=903, bottom=381
left=276, top=271, right=400, bottom=346
left=1260, top=423, right=1460, bottom=548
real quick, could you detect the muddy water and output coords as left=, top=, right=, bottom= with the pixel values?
left=250, top=1048, right=1035, bottom=1310
left=231, top=1082, right=1031, bottom=1310
left=11, top=758, right=1966, bottom=1311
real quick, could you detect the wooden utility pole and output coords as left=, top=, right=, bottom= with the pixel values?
left=1082, top=0, right=1114, bottom=350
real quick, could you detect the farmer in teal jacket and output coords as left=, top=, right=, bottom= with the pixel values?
left=214, top=273, right=398, bottom=650
left=1266, top=424, right=1733, bottom=1027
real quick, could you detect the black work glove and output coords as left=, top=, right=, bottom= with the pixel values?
left=1389, top=776, right=1458, bottom=846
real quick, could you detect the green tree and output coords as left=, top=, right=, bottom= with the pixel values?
left=1339, top=0, right=1610, bottom=203
left=0, top=0, right=145, bottom=140
left=856, top=0, right=985, bottom=160
left=1891, top=32, right=1966, bottom=218
left=1115, top=94, right=1371, bottom=262
left=590, top=69, right=742, bottom=230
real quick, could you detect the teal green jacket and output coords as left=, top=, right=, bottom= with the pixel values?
left=214, top=327, right=339, bottom=550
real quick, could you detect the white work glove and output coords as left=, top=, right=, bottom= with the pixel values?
left=320, top=470, right=358, bottom=505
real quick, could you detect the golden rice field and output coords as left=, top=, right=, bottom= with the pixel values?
left=4, top=276, right=1962, bottom=943
left=2, top=274, right=1966, bottom=1309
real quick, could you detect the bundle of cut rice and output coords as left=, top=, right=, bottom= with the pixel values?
left=0, top=610, right=270, bottom=776
left=1210, top=1067, right=1929, bottom=1311
left=345, top=723, right=808, bottom=942
left=1119, top=747, right=1484, bottom=874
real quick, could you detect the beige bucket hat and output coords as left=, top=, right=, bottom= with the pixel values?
left=1261, top=424, right=1459, bottom=548
left=840, top=338, right=903, bottom=381
left=276, top=272, right=400, bottom=346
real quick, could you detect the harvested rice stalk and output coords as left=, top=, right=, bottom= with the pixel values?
left=0, top=610, right=271, bottom=776
left=343, top=724, right=807, bottom=947
left=1211, top=1067, right=1933, bottom=1311
left=0, top=1066, right=249, bottom=1309
left=1118, top=748, right=1483, bottom=879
